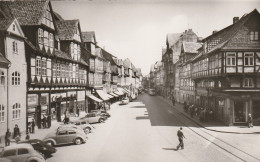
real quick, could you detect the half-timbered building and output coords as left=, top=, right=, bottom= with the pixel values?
left=191, top=9, right=260, bottom=125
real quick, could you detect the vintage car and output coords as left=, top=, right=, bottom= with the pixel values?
left=69, top=120, right=95, bottom=134
left=120, top=97, right=129, bottom=105
left=91, top=110, right=111, bottom=118
left=19, top=139, right=56, bottom=158
left=43, top=127, right=87, bottom=146
left=80, top=113, right=106, bottom=124
left=0, top=144, right=45, bottom=162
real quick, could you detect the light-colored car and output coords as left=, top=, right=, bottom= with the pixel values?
left=43, top=127, right=87, bottom=146
left=80, top=113, right=106, bottom=124
left=69, top=120, right=95, bottom=134
left=58, top=124, right=85, bottom=134
left=0, top=144, right=45, bottom=162
left=120, top=97, right=129, bottom=105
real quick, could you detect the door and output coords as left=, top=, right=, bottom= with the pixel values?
left=17, top=148, right=30, bottom=162
left=253, top=100, right=260, bottom=120
left=56, top=130, right=69, bottom=144
left=2, top=149, right=17, bottom=162
left=67, top=130, right=77, bottom=143
left=234, top=101, right=246, bottom=123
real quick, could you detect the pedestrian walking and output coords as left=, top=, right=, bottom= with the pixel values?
left=5, top=129, right=11, bottom=146
left=31, top=119, right=35, bottom=133
left=28, top=122, right=32, bottom=133
left=172, top=97, right=175, bottom=106
left=176, top=127, right=186, bottom=150
left=76, top=106, right=80, bottom=117
left=47, top=114, right=51, bottom=128
left=42, top=115, right=47, bottom=128
left=248, top=113, right=253, bottom=128
left=13, top=124, right=21, bottom=139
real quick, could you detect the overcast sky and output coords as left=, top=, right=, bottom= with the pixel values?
left=52, top=0, right=260, bottom=75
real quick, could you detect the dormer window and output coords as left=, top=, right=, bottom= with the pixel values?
left=250, top=31, right=259, bottom=41
left=13, top=24, right=15, bottom=31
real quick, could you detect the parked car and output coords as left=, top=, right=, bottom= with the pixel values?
left=69, top=120, right=95, bottom=134
left=80, top=113, right=106, bottom=124
left=0, top=157, right=12, bottom=162
left=120, top=97, right=129, bottom=105
left=43, top=127, right=87, bottom=147
left=58, top=124, right=86, bottom=134
left=0, top=144, right=45, bottom=162
left=18, top=139, right=56, bottom=158
left=91, top=110, right=111, bottom=118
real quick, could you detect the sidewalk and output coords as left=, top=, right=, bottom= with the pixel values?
left=159, top=96, right=260, bottom=134
left=0, top=102, right=119, bottom=151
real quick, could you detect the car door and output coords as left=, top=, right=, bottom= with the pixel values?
left=67, top=130, right=77, bottom=142
left=56, top=130, right=69, bottom=144
left=17, top=148, right=30, bottom=162
left=89, top=114, right=97, bottom=123
left=2, top=149, right=17, bottom=162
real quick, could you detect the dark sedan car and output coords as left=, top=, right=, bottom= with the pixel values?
left=19, top=139, right=56, bottom=158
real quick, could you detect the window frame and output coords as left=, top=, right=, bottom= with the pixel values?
left=12, top=103, right=21, bottom=119
left=250, top=31, right=259, bottom=41
left=0, top=71, right=5, bottom=85
left=12, top=71, right=20, bottom=85
left=244, top=52, right=254, bottom=66
left=226, top=52, right=236, bottom=66
left=36, top=57, right=41, bottom=76
left=0, top=104, right=4, bottom=122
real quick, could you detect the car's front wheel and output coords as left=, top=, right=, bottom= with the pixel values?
left=46, top=141, right=54, bottom=147
left=84, top=127, right=91, bottom=134
left=99, top=118, right=104, bottom=123
left=75, top=138, right=82, bottom=145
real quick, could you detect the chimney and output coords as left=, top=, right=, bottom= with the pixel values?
left=233, top=17, right=239, bottom=24
left=212, top=30, right=218, bottom=34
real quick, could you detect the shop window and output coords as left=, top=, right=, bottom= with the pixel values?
left=226, top=52, right=236, bottom=66
left=244, top=52, right=254, bottom=66
left=243, top=78, right=254, bottom=88
left=0, top=71, right=5, bottom=85
left=12, top=103, right=21, bottom=119
left=0, top=104, right=4, bottom=122
left=234, top=101, right=246, bottom=122
left=12, top=71, right=20, bottom=85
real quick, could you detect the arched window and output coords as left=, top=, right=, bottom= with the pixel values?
left=12, top=71, right=20, bottom=85
left=12, top=103, right=21, bottom=119
left=0, top=71, right=5, bottom=85
left=0, top=104, right=4, bottom=122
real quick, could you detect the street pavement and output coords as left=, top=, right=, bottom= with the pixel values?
left=2, top=94, right=260, bottom=162
left=45, top=93, right=260, bottom=162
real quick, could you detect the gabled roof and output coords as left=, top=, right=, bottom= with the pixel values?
left=53, top=11, right=64, bottom=21
left=80, top=58, right=89, bottom=66
left=0, top=0, right=48, bottom=26
left=56, top=19, right=80, bottom=41
left=0, top=52, right=10, bottom=65
left=0, top=18, right=14, bottom=31
left=123, top=58, right=132, bottom=69
left=183, top=42, right=202, bottom=54
left=82, top=31, right=96, bottom=43
left=204, top=9, right=260, bottom=55
left=102, top=49, right=117, bottom=65
left=167, top=33, right=182, bottom=47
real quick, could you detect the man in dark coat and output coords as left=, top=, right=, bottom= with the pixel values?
left=47, top=115, right=51, bottom=128
left=5, top=129, right=11, bottom=146
left=42, top=115, right=47, bottom=128
left=172, top=96, right=175, bottom=106
left=31, top=119, right=35, bottom=133
left=177, top=127, right=186, bottom=150
left=13, top=124, right=21, bottom=139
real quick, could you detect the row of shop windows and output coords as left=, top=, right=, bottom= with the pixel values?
left=0, top=103, right=21, bottom=122
left=0, top=71, right=21, bottom=86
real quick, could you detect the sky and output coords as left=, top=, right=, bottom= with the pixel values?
left=52, top=0, right=260, bottom=75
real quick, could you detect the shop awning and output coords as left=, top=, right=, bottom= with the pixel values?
left=96, top=90, right=110, bottom=101
left=123, top=88, right=130, bottom=93
left=114, top=91, right=124, bottom=96
left=110, top=92, right=118, bottom=97
left=107, top=94, right=114, bottom=98
left=86, top=94, right=103, bottom=103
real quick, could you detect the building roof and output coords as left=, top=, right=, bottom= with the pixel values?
left=53, top=11, right=64, bottom=21
left=80, top=58, right=89, bottom=66
left=183, top=42, right=202, bottom=54
left=82, top=31, right=96, bottom=43
left=102, top=49, right=117, bottom=65
left=123, top=58, right=132, bottom=69
left=0, top=18, right=14, bottom=31
left=167, top=33, right=182, bottom=47
left=0, top=52, right=10, bottom=65
left=54, top=48, right=71, bottom=61
left=56, top=19, right=80, bottom=41
left=0, top=0, right=48, bottom=26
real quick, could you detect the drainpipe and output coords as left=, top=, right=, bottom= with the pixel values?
left=7, top=63, right=11, bottom=130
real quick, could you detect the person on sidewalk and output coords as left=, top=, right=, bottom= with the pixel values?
left=176, top=127, right=186, bottom=150
left=5, top=129, right=11, bottom=146
left=42, top=115, right=47, bottom=128
left=248, top=113, right=253, bottom=128
left=47, top=114, right=51, bottom=128
left=25, top=132, right=30, bottom=140
left=13, top=124, right=21, bottom=139
left=31, top=119, right=35, bottom=133
left=172, top=97, right=175, bottom=106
